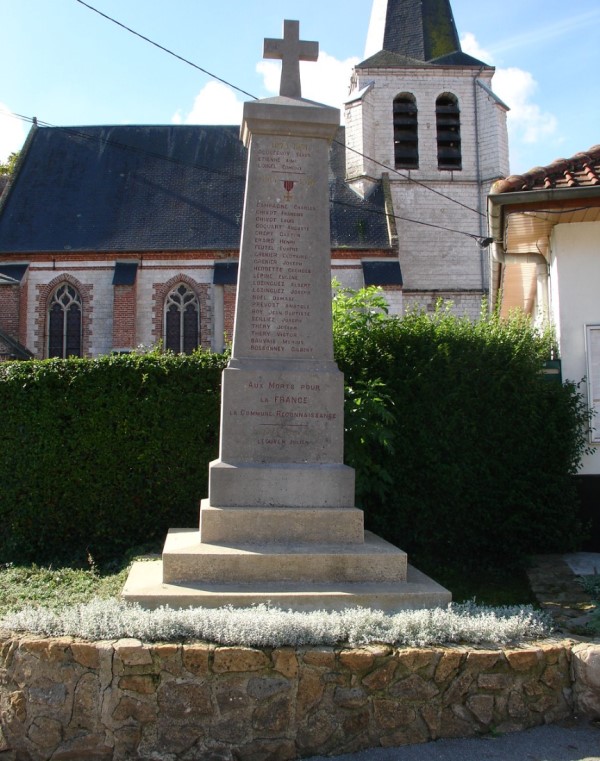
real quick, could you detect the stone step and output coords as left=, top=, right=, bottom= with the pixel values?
left=161, top=528, right=407, bottom=584
left=122, top=561, right=451, bottom=612
left=199, top=502, right=364, bottom=544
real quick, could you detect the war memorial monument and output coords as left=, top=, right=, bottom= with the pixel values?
left=123, top=21, right=450, bottom=611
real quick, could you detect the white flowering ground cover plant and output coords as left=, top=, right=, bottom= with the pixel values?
left=0, top=599, right=552, bottom=647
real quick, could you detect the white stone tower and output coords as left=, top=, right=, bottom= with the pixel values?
left=346, top=0, right=509, bottom=316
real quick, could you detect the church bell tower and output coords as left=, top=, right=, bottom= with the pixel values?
left=346, top=0, right=510, bottom=316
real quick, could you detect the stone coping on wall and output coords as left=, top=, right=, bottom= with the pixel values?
left=0, top=633, right=599, bottom=761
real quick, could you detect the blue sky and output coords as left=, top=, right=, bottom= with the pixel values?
left=1, top=0, right=598, bottom=174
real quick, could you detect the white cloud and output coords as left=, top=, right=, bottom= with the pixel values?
left=174, top=51, right=359, bottom=129
left=492, top=67, right=557, bottom=146
left=256, top=51, right=360, bottom=112
left=461, top=33, right=558, bottom=170
left=0, top=104, right=27, bottom=162
left=172, top=81, right=244, bottom=126
left=460, top=33, right=492, bottom=65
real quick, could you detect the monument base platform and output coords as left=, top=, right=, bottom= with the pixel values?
left=122, top=530, right=451, bottom=612
left=122, top=560, right=450, bottom=612
left=162, top=528, right=407, bottom=583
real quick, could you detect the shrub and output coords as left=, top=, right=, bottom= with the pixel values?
left=0, top=351, right=226, bottom=564
left=0, top=598, right=552, bottom=646
left=334, top=287, right=589, bottom=570
left=0, top=289, right=590, bottom=572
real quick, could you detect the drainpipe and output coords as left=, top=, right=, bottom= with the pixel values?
left=488, top=194, right=550, bottom=322
left=473, top=69, right=486, bottom=294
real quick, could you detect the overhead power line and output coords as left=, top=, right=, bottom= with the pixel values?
left=0, top=109, right=487, bottom=243
left=73, top=0, right=486, bottom=219
left=74, top=0, right=258, bottom=102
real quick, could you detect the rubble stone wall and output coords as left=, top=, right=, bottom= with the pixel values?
left=0, top=634, right=596, bottom=761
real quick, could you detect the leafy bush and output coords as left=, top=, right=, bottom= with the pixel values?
left=334, top=286, right=589, bottom=570
left=0, top=351, right=226, bottom=564
left=0, top=598, right=552, bottom=646
left=0, top=288, right=590, bottom=572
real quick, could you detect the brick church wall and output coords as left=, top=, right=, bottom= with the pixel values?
left=0, top=283, right=20, bottom=339
left=223, top=284, right=237, bottom=346
left=112, top=284, right=137, bottom=351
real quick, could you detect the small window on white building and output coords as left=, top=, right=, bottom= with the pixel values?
left=48, top=283, right=82, bottom=358
left=393, top=93, right=418, bottom=169
left=164, top=283, right=200, bottom=354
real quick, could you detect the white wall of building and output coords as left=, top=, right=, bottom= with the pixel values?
left=551, top=222, right=600, bottom=474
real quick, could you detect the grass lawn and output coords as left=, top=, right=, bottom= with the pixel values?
left=0, top=551, right=538, bottom=618
left=0, top=557, right=133, bottom=616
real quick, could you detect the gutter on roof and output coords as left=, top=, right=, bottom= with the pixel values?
left=476, top=79, right=509, bottom=111
left=488, top=185, right=600, bottom=262
left=381, top=173, right=398, bottom=248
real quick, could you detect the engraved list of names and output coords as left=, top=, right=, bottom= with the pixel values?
left=232, top=132, right=334, bottom=363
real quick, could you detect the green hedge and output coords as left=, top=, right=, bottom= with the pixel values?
left=0, top=352, right=226, bottom=564
left=0, top=291, right=590, bottom=569
left=334, top=288, right=589, bottom=570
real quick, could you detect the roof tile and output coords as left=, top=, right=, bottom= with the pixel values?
left=492, top=145, right=600, bottom=194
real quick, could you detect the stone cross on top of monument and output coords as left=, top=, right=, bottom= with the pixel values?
left=263, top=19, right=318, bottom=98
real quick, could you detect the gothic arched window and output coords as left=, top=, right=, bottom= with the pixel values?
left=164, top=283, right=200, bottom=354
left=393, top=93, right=418, bottom=169
left=48, top=283, right=82, bottom=358
left=436, top=93, right=462, bottom=170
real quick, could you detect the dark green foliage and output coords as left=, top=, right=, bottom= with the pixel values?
left=0, top=289, right=590, bottom=573
left=0, top=151, right=20, bottom=176
left=334, top=286, right=589, bottom=571
left=0, top=351, right=226, bottom=564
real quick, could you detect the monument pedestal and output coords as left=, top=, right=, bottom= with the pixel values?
left=123, top=21, right=450, bottom=612
left=123, top=504, right=450, bottom=611
left=124, top=523, right=450, bottom=612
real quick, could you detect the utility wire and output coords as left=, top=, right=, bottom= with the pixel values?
left=74, top=0, right=258, bottom=102
left=74, top=0, right=485, bottom=218
left=332, top=199, right=487, bottom=243
left=338, top=139, right=485, bottom=217
left=0, top=109, right=488, bottom=243
left=1, top=111, right=246, bottom=180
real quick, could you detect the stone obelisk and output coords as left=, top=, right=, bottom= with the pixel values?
left=123, top=21, right=450, bottom=611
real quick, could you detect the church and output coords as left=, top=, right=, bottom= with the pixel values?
left=0, top=0, right=509, bottom=360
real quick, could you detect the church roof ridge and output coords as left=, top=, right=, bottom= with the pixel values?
left=357, top=49, right=434, bottom=70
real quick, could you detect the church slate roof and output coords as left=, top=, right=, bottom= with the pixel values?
left=358, top=0, right=490, bottom=69
left=383, top=0, right=460, bottom=61
left=492, top=145, right=600, bottom=194
left=329, top=129, right=391, bottom=249
left=0, top=327, right=33, bottom=360
left=0, top=124, right=390, bottom=254
left=357, top=50, right=434, bottom=69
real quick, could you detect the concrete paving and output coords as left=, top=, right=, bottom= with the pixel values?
left=564, top=554, right=600, bottom=578
left=306, top=720, right=600, bottom=760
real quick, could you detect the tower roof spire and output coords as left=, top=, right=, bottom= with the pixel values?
left=363, top=0, right=491, bottom=69
left=367, top=0, right=461, bottom=62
